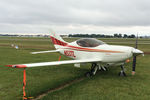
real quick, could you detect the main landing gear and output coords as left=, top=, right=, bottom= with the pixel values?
left=118, top=65, right=126, bottom=76
left=85, top=63, right=108, bottom=77
left=85, top=63, right=127, bottom=77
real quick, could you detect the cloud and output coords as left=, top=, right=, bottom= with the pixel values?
left=0, top=0, right=150, bottom=35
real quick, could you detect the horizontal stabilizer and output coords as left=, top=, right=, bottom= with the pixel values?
left=31, top=50, right=59, bottom=54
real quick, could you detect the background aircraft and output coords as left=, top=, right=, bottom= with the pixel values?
left=6, top=32, right=143, bottom=76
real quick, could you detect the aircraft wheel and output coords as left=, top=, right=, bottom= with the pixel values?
left=118, top=71, right=126, bottom=77
left=85, top=72, right=92, bottom=77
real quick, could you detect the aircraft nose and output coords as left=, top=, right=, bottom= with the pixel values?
left=132, top=48, right=144, bottom=56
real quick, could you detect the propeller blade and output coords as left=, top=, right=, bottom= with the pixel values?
left=132, top=56, right=136, bottom=75
left=132, top=34, right=138, bottom=75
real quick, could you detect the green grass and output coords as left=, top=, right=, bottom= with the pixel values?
left=41, top=55, right=150, bottom=100
left=0, top=37, right=150, bottom=100
left=0, top=47, right=87, bottom=100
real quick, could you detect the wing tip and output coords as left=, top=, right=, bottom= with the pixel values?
left=5, top=65, right=27, bottom=68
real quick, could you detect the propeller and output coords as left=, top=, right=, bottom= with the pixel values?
left=132, top=34, right=138, bottom=75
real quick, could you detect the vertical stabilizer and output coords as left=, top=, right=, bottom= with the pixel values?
left=50, top=32, right=68, bottom=49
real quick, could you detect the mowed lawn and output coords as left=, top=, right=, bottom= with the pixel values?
left=0, top=37, right=150, bottom=100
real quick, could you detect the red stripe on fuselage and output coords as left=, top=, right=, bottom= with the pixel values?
left=64, top=47, right=123, bottom=53
left=50, top=36, right=123, bottom=53
left=67, top=45, right=123, bottom=53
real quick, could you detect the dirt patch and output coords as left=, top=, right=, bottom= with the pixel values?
left=144, top=52, right=150, bottom=55
left=32, top=77, right=85, bottom=100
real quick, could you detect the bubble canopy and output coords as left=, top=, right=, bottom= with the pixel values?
left=76, top=38, right=106, bottom=47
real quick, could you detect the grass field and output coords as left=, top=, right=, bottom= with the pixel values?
left=0, top=36, right=150, bottom=100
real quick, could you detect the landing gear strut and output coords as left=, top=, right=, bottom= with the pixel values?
left=118, top=65, right=126, bottom=76
left=85, top=63, right=108, bottom=77
left=85, top=63, right=97, bottom=77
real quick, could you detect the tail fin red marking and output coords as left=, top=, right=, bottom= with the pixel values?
left=50, top=36, right=67, bottom=46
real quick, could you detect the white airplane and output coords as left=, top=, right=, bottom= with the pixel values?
left=6, top=32, right=144, bottom=76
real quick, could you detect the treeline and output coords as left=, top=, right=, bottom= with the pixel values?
left=69, top=33, right=136, bottom=38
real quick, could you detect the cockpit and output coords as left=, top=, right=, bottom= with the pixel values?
left=76, top=38, right=106, bottom=47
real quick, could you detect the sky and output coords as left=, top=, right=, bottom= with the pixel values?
left=0, top=0, right=150, bottom=36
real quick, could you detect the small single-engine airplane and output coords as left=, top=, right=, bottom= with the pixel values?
left=6, top=32, right=144, bottom=76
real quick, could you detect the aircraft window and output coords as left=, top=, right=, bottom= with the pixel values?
left=76, top=38, right=105, bottom=47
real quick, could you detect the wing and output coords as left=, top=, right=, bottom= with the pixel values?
left=6, top=59, right=101, bottom=68
left=31, top=50, right=59, bottom=54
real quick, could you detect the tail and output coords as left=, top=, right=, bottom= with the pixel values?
left=50, top=32, right=68, bottom=49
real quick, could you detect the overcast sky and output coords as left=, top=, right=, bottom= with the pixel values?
left=0, top=0, right=150, bottom=35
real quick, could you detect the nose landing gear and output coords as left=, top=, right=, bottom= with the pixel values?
left=118, top=65, right=126, bottom=76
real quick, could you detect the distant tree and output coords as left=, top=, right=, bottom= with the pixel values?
left=131, top=34, right=135, bottom=38
left=128, top=34, right=135, bottom=38
left=68, top=34, right=72, bottom=37
left=123, top=34, right=128, bottom=38
left=114, top=34, right=118, bottom=38
left=68, top=33, right=136, bottom=38
left=118, top=34, right=122, bottom=38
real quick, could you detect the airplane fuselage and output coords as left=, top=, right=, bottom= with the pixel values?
left=58, top=42, right=133, bottom=64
